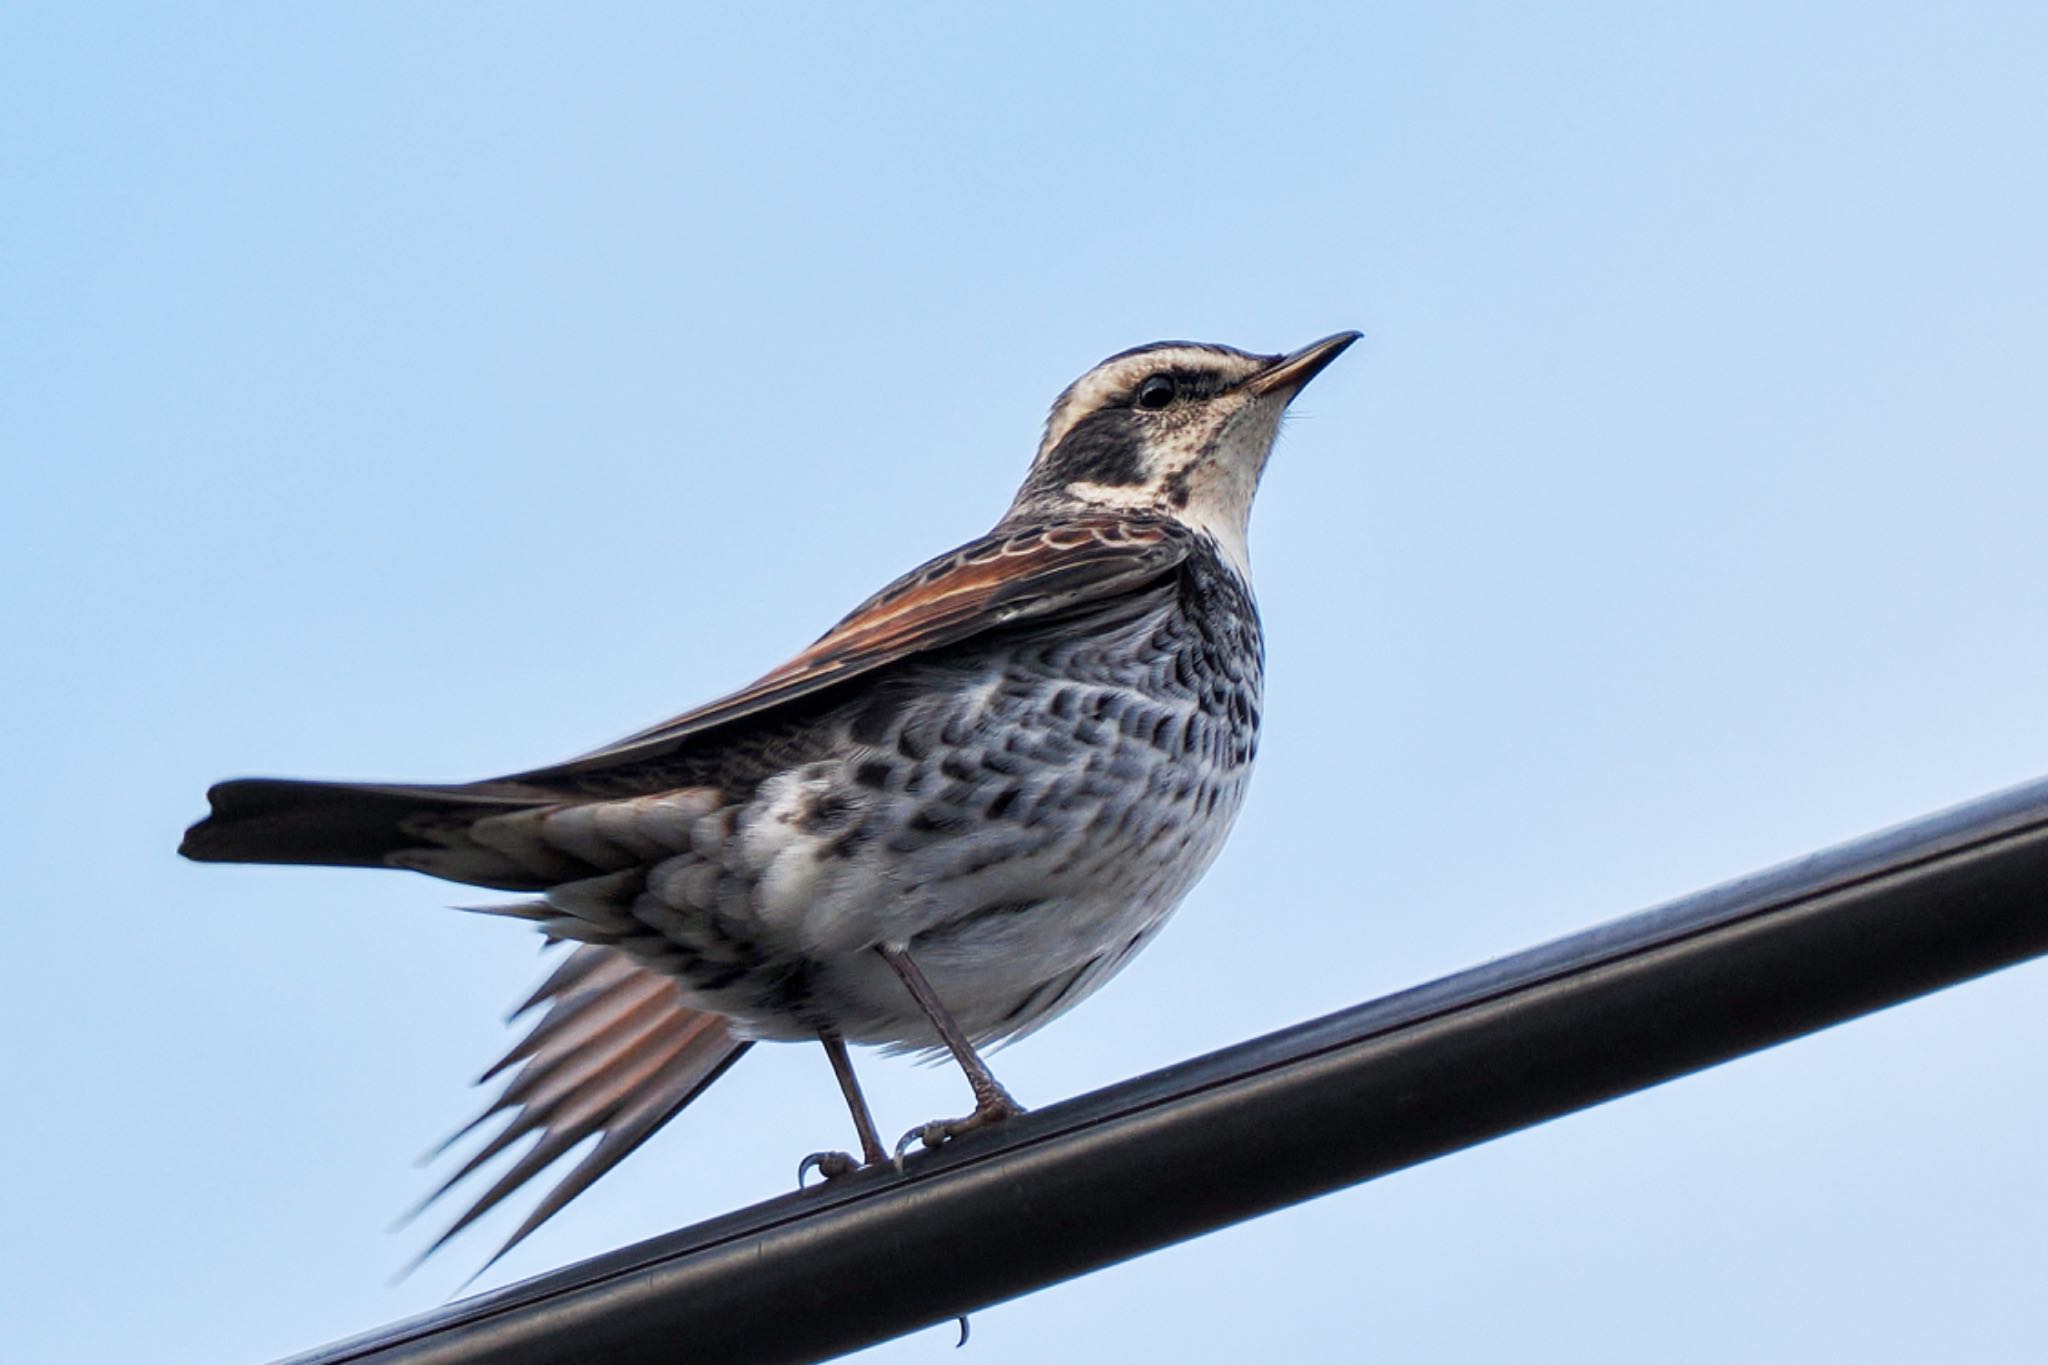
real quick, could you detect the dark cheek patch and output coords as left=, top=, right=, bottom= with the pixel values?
left=1047, top=409, right=1148, bottom=486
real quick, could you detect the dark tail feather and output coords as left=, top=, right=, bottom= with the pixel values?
left=180, top=777, right=553, bottom=888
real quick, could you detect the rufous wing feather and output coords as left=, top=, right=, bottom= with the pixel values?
left=519, top=515, right=1192, bottom=783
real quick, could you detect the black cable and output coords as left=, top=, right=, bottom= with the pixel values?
left=282, top=777, right=2048, bottom=1365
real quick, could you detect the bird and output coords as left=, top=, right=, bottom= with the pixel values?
left=180, top=329, right=1360, bottom=1270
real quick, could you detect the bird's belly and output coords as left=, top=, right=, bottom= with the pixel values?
left=696, top=688, right=1255, bottom=1045
left=548, top=591, right=1265, bottom=1050
left=704, top=806, right=1249, bottom=1049
left=806, top=769, right=1249, bottom=1048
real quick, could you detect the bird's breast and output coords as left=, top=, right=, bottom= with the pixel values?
left=538, top=548, right=1267, bottom=1048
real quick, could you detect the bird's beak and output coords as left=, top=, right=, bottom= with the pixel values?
left=1246, top=331, right=1362, bottom=399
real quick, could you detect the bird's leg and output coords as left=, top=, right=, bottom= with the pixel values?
left=797, top=1027, right=889, bottom=1186
left=878, top=944, right=1025, bottom=1158
left=824, top=1027, right=889, bottom=1164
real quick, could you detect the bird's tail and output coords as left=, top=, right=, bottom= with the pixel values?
left=179, top=776, right=561, bottom=890
left=402, top=941, right=752, bottom=1277
left=185, top=779, right=758, bottom=1271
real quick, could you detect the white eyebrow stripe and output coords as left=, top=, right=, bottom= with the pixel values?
left=1036, top=346, right=1262, bottom=457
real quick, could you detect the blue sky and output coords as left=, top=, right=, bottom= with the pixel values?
left=6, top=4, right=2048, bottom=1361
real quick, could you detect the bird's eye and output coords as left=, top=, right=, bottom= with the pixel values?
left=1135, top=375, right=1177, bottom=410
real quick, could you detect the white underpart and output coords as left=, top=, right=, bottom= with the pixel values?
left=1183, top=398, right=1286, bottom=580
left=1059, top=476, right=1251, bottom=580
left=1062, top=480, right=1166, bottom=512
left=737, top=762, right=845, bottom=939
left=1184, top=497, right=1254, bottom=580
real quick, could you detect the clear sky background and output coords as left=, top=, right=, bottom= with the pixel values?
left=6, top=5, right=2048, bottom=1362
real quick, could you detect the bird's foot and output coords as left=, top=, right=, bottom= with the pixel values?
left=892, top=1090, right=1027, bottom=1165
left=797, top=1149, right=863, bottom=1189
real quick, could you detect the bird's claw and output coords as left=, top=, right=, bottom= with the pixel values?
left=892, top=1095, right=1026, bottom=1167
left=797, top=1149, right=861, bottom=1189
left=892, top=1121, right=946, bottom=1166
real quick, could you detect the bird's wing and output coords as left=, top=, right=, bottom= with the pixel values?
left=406, top=939, right=750, bottom=1277
left=181, top=515, right=1190, bottom=875
left=517, top=515, right=1192, bottom=784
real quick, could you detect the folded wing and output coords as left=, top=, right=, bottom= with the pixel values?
left=181, top=516, right=1192, bottom=879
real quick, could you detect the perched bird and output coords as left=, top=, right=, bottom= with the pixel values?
left=181, top=330, right=1359, bottom=1268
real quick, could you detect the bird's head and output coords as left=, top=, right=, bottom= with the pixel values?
left=1008, top=332, right=1360, bottom=576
